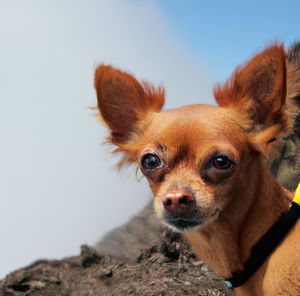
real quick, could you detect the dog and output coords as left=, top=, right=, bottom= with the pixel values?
left=94, top=42, right=300, bottom=295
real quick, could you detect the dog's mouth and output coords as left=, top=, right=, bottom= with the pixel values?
left=163, top=209, right=221, bottom=232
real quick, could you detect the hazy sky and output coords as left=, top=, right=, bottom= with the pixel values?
left=0, top=0, right=299, bottom=278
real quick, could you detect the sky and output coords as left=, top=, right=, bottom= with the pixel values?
left=0, top=0, right=299, bottom=278
left=159, top=0, right=300, bottom=82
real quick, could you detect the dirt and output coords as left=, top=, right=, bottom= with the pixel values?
left=0, top=231, right=231, bottom=296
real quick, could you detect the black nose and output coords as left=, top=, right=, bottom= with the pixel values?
left=162, top=190, right=196, bottom=214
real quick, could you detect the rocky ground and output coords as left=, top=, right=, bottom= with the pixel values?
left=0, top=231, right=231, bottom=296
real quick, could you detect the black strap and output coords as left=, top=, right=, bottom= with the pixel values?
left=225, top=202, right=300, bottom=289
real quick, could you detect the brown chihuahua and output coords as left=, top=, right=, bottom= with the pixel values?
left=94, top=44, right=300, bottom=295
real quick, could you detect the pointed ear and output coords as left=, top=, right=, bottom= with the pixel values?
left=214, top=44, right=287, bottom=139
left=94, top=65, right=164, bottom=145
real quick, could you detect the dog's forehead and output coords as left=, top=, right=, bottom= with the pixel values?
left=142, top=104, right=246, bottom=152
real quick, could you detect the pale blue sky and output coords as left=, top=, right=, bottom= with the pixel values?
left=159, top=0, right=300, bottom=81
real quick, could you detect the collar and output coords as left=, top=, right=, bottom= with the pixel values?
left=225, top=184, right=300, bottom=289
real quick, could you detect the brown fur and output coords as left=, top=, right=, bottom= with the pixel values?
left=95, top=43, right=300, bottom=295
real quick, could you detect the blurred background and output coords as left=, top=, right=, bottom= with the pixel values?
left=0, top=0, right=299, bottom=278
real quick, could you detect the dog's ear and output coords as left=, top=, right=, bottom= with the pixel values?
left=94, top=65, right=164, bottom=146
left=214, top=44, right=288, bottom=145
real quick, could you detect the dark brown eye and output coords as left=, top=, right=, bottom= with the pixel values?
left=141, top=153, right=162, bottom=173
left=212, top=155, right=233, bottom=170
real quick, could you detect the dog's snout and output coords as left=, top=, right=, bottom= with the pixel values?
left=162, top=190, right=195, bottom=213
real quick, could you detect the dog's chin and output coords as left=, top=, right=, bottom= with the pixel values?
left=162, top=209, right=221, bottom=233
left=163, top=218, right=202, bottom=232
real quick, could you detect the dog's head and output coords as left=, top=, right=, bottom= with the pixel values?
left=95, top=45, right=288, bottom=232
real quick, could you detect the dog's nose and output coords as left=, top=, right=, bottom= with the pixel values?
left=162, top=190, right=195, bottom=213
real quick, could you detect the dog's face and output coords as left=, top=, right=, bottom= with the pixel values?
left=136, top=105, right=251, bottom=231
left=94, top=45, right=288, bottom=232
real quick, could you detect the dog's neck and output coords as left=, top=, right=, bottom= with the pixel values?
left=184, top=158, right=292, bottom=279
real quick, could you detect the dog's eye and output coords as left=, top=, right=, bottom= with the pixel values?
left=141, top=153, right=161, bottom=173
left=212, top=155, right=233, bottom=170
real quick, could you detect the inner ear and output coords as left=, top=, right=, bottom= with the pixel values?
left=214, top=44, right=287, bottom=133
left=94, top=65, right=164, bottom=145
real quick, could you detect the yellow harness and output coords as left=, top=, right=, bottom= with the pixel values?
left=294, top=183, right=300, bottom=205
